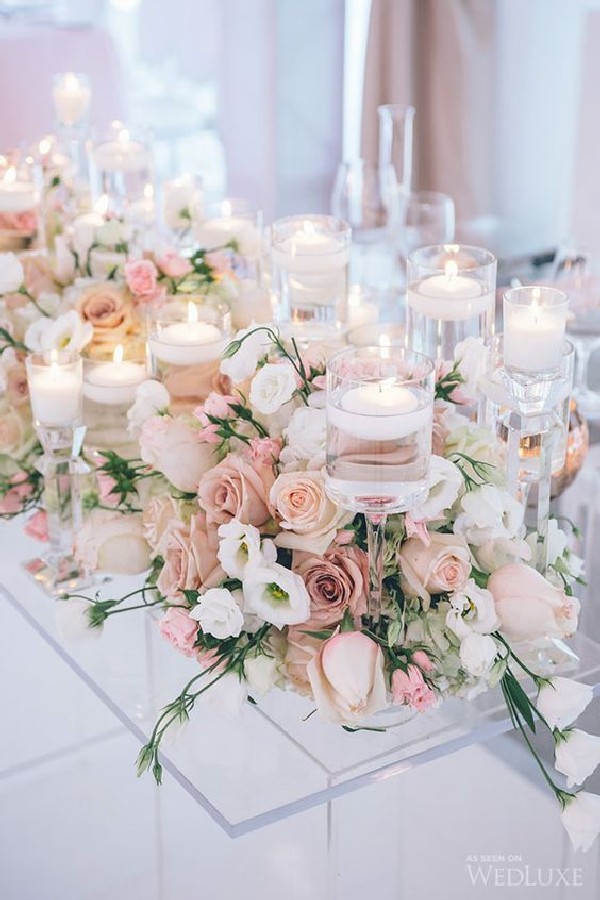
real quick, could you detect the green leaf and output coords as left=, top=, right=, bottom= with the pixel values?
left=388, top=619, right=402, bottom=648
left=504, top=671, right=536, bottom=732
left=340, top=608, right=355, bottom=632
left=223, top=340, right=241, bottom=358
left=300, top=628, right=335, bottom=641
left=136, top=744, right=154, bottom=777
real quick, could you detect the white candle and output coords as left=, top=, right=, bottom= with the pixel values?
left=52, top=72, right=91, bottom=126
left=504, top=292, right=567, bottom=373
left=0, top=168, right=37, bottom=214
left=150, top=303, right=226, bottom=365
left=83, top=345, right=146, bottom=406
left=272, top=220, right=349, bottom=275
left=328, top=382, right=431, bottom=441
left=93, top=131, right=149, bottom=174
left=408, top=260, right=494, bottom=321
left=195, top=203, right=260, bottom=256
left=347, top=285, right=378, bottom=328
left=28, top=354, right=82, bottom=426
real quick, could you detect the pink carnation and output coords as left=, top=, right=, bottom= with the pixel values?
left=391, top=665, right=436, bottom=711
left=202, top=392, right=237, bottom=419
left=158, top=607, right=198, bottom=657
left=157, top=251, right=193, bottom=279
left=24, top=509, right=48, bottom=542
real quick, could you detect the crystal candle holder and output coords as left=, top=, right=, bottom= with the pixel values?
left=148, top=298, right=231, bottom=410
left=90, top=122, right=154, bottom=219
left=0, top=156, right=42, bottom=251
left=406, top=244, right=496, bottom=360
left=503, top=285, right=569, bottom=379
left=272, top=214, right=351, bottom=328
left=52, top=72, right=91, bottom=130
left=346, top=323, right=406, bottom=348
left=194, top=198, right=262, bottom=284
left=325, top=344, right=434, bottom=624
left=25, top=350, right=90, bottom=594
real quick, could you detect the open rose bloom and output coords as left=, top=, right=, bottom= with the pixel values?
left=50, top=302, right=598, bottom=850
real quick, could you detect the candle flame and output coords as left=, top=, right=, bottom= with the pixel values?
left=3, top=167, right=16, bottom=186
left=221, top=199, right=232, bottom=218
left=444, top=260, right=458, bottom=280
left=113, top=344, right=124, bottom=364
left=379, top=334, right=391, bottom=360
left=187, top=302, right=198, bottom=324
left=143, top=183, right=154, bottom=201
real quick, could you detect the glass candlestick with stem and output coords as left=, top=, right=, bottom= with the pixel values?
left=25, top=350, right=91, bottom=594
left=325, top=345, right=434, bottom=624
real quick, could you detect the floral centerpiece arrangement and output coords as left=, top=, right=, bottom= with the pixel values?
left=61, top=327, right=600, bottom=853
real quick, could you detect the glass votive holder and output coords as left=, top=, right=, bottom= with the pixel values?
left=90, top=122, right=154, bottom=218
left=346, top=323, right=406, bottom=347
left=271, top=214, right=351, bottom=328
left=82, top=344, right=147, bottom=450
left=52, top=72, right=91, bottom=130
left=346, top=284, right=379, bottom=329
left=325, top=345, right=434, bottom=515
left=503, top=285, right=569, bottom=378
left=26, top=350, right=83, bottom=439
left=0, top=156, right=42, bottom=251
left=194, top=198, right=263, bottom=284
left=148, top=298, right=231, bottom=410
left=406, top=244, right=496, bottom=361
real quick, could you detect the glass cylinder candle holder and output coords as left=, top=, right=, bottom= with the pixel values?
left=346, top=323, right=406, bottom=348
left=406, top=244, right=496, bottom=361
left=503, top=286, right=569, bottom=379
left=148, top=297, right=231, bottom=411
left=326, top=345, right=434, bottom=623
left=90, top=122, right=154, bottom=219
left=194, top=198, right=262, bottom=285
left=272, top=214, right=351, bottom=328
left=52, top=72, right=91, bottom=131
left=0, top=155, right=42, bottom=251
left=82, top=343, right=147, bottom=450
left=25, top=350, right=90, bottom=594
left=346, top=284, right=380, bottom=330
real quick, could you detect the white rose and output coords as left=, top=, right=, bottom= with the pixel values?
left=537, top=677, right=593, bottom=730
left=217, top=519, right=276, bottom=579
left=454, top=485, right=524, bottom=546
left=453, top=336, right=487, bottom=402
left=526, top=519, right=567, bottom=569
left=249, top=361, right=297, bottom=415
left=561, top=792, right=600, bottom=853
left=243, top=562, right=311, bottom=628
left=244, top=652, right=279, bottom=695
left=95, top=218, right=131, bottom=249
left=410, top=455, right=463, bottom=521
left=140, top=415, right=215, bottom=492
left=220, top=325, right=271, bottom=383
left=75, top=510, right=151, bottom=575
left=25, top=310, right=93, bottom=353
left=127, top=380, right=170, bottom=436
left=555, top=729, right=600, bottom=788
left=55, top=598, right=102, bottom=642
left=190, top=588, right=244, bottom=640
left=446, top=579, right=500, bottom=640
left=0, top=252, right=24, bottom=294
left=459, top=632, right=497, bottom=678
left=280, top=406, right=326, bottom=470
left=72, top=214, right=102, bottom=259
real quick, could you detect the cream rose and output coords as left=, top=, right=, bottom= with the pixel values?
left=75, top=282, right=132, bottom=346
left=198, top=454, right=275, bottom=527
left=140, top=415, right=215, bottom=493
left=142, top=495, right=183, bottom=557
left=0, top=403, right=35, bottom=457
left=156, top=514, right=222, bottom=599
left=75, top=510, right=151, bottom=575
left=487, top=563, right=580, bottom=643
left=271, top=471, right=352, bottom=555
left=398, top=531, right=472, bottom=606
left=307, top=631, right=387, bottom=724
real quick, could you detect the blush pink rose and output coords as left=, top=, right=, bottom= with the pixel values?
left=24, top=509, right=48, bottom=542
left=198, top=454, right=275, bottom=527
left=412, top=650, right=435, bottom=672
left=124, top=258, right=159, bottom=298
left=0, top=471, right=33, bottom=515
left=249, top=437, right=281, bottom=464
left=487, top=563, right=580, bottom=643
left=157, top=251, right=192, bottom=279
left=201, top=392, right=237, bottom=418
left=5, top=361, right=29, bottom=407
left=293, top=545, right=368, bottom=628
left=391, top=665, right=436, bottom=710
left=21, top=253, right=56, bottom=297
left=270, top=471, right=351, bottom=555
left=398, top=531, right=471, bottom=606
left=307, top=631, right=387, bottom=724
left=140, top=414, right=215, bottom=492
left=158, top=607, right=198, bottom=657
left=156, top=513, right=222, bottom=599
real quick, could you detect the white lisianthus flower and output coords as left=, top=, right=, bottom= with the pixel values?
left=95, top=218, right=131, bottom=248
left=220, top=325, right=271, bottom=383
left=561, top=792, right=600, bottom=852
left=410, top=455, right=463, bottom=522
left=244, top=652, right=280, bottom=695
left=453, top=336, right=488, bottom=402
left=446, top=579, right=500, bottom=640
left=249, top=361, right=297, bottom=415
left=25, top=310, right=93, bottom=353
left=190, top=588, right=244, bottom=640
left=526, top=519, right=567, bottom=569
left=555, top=729, right=600, bottom=788
left=454, top=485, right=524, bottom=546
left=243, top=562, right=311, bottom=628
left=459, top=632, right=497, bottom=678
left=127, top=380, right=170, bottom=436
left=537, top=677, right=593, bottom=730
left=474, top=536, right=532, bottom=573
left=0, top=252, right=24, bottom=294
left=217, top=519, right=276, bottom=579
left=280, top=406, right=326, bottom=470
